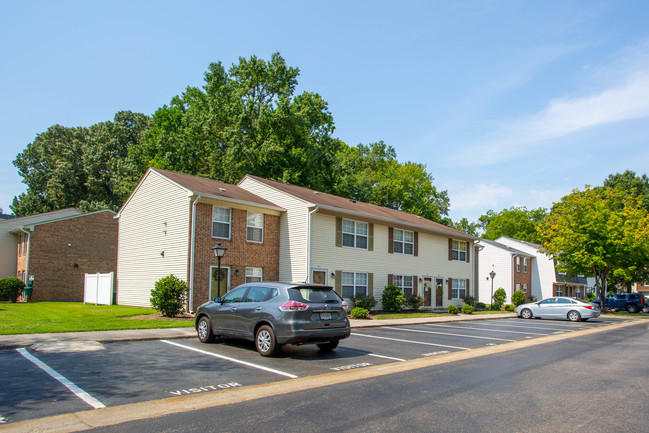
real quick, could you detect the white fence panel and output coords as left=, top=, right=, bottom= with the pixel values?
left=84, top=272, right=114, bottom=305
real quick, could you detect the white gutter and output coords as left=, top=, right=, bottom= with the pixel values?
left=188, top=195, right=201, bottom=312
left=306, top=206, right=320, bottom=283
left=18, top=227, right=31, bottom=282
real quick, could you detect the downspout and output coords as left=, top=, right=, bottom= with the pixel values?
left=306, top=206, right=319, bottom=283
left=19, top=227, right=31, bottom=283
left=188, top=195, right=201, bottom=312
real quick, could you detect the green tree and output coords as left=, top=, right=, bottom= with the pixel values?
left=450, top=218, right=480, bottom=236
left=479, top=206, right=547, bottom=243
left=11, top=111, right=150, bottom=216
left=539, top=185, right=649, bottom=309
left=603, top=170, right=649, bottom=212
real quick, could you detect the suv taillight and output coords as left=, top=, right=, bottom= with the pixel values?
left=279, top=301, right=308, bottom=311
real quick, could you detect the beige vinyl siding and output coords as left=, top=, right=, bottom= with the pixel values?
left=238, top=177, right=309, bottom=282
left=311, top=213, right=473, bottom=308
left=117, top=171, right=190, bottom=307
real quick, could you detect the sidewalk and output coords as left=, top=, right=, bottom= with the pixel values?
left=0, top=313, right=517, bottom=351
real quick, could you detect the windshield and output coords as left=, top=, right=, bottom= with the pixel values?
left=289, top=286, right=341, bottom=304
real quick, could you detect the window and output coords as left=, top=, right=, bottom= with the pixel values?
left=212, top=206, right=231, bottom=239
left=245, top=267, right=263, bottom=283
left=516, top=257, right=520, bottom=272
left=556, top=285, right=563, bottom=296
left=393, top=275, right=414, bottom=297
left=452, top=279, right=466, bottom=299
left=246, top=212, right=264, bottom=243
left=523, top=284, right=528, bottom=293
left=516, top=283, right=521, bottom=291
left=452, top=240, right=466, bottom=261
left=342, top=219, right=368, bottom=249
left=221, top=286, right=247, bottom=303
left=523, top=258, right=528, bottom=273
left=245, top=286, right=269, bottom=302
left=341, top=271, right=368, bottom=298
left=393, top=229, right=414, bottom=255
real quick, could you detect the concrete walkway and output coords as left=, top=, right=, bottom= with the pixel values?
left=0, top=313, right=517, bottom=351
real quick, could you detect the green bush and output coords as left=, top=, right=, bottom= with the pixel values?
left=461, top=304, right=474, bottom=314
left=476, top=302, right=487, bottom=310
left=403, top=295, right=424, bottom=311
left=462, top=296, right=476, bottom=307
left=381, top=285, right=404, bottom=312
left=586, top=292, right=597, bottom=301
left=504, top=304, right=515, bottom=312
left=0, top=277, right=25, bottom=303
left=447, top=304, right=459, bottom=314
left=512, top=290, right=526, bottom=307
left=350, top=307, right=370, bottom=319
left=492, top=288, right=507, bottom=310
left=150, top=274, right=188, bottom=317
left=351, top=295, right=377, bottom=311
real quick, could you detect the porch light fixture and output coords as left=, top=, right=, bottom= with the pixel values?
left=212, top=243, right=227, bottom=297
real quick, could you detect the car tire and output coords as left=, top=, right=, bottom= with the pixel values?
left=581, top=318, right=589, bottom=321
left=317, top=340, right=339, bottom=352
left=627, top=304, right=639, bottom=313
left=520, top=308, right=533, bottom=319
left=567, top=310, right=581, bottom=322
left=255, top=325, right=280, bottom=357
left=197, top=316, right=215, bottom=343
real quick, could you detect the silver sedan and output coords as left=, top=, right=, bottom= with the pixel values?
left=516, top=297, right=600, bottom=322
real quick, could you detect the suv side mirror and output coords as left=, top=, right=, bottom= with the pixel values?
left=213, top=296, right=222, bottom=303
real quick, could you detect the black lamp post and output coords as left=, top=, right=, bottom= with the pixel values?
left=212, top=243, right=227, bottom=298
left=489, top=270, right=496, bottom=308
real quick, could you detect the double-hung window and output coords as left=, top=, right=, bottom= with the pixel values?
left=452, top=240, right=466, bottom=261
left=212, top=206, right=231, bottom=239
left=245, top=267, right=263, bottom=283
left=247, top=212, right=264, bottom=243
left=342, top=219, right=368, bottom=249
left=393, top=229, right=414, bottom=255
left=523, top=258, right=528, bottom=273
left=451, top=279, right=466, bottom=299
left=516, top=257, right=521, bottom=272
left=341, top=271, right=368, bottom=298
left=393, top=275, right=414, bottom=297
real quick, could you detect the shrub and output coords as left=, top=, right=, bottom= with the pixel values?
left=0, top=277, right=25, bottom=303
left=586, top=292, right=597, bottom=301
left=512, top=290, right=526, bottom=307
left=350, top=307, right=370, bottom=319
left=403, top=295, right=424, bottom=311
left=351, top=295, right=377, bottom=311
left=505, top=304, right=516, bottom=312
left=447, top=304, right=459, bottom=314
left=462, top=296, right=476, bottom=307
left=150, top=274, right=188, bottom=317
left=475, top=302, right=487, bottom=310
left=381, top=285, right=404, bottom=312
left=492, top=288, right=507, bottom=310
left=461, top=304, right=474, bottom=314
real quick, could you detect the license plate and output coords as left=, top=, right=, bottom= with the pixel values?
left=320, top=312, right=332, bottom=320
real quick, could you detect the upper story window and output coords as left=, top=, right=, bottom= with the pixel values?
left=393, top=274, right=414, bottom=297
left=516, top=257, right=521, bottom=272
left=393, top=229, right=414, bottom=255
left=247, top=212, right=264, bottom=243
left=212, top=206, right=231, bottom=239
left=342, top=219, right=368, bottom=250
left=452, top=240, right=466, bottom=261
left=524, top=258, right=528, bottom=273
left=245, top=267, right=263, bottom=283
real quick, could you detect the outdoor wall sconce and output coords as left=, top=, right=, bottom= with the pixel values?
left=330, top=272, right=335, bottom=278
left=235, top=269, right=239, bottom=276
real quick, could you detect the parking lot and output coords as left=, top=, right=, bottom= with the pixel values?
left=0, top=316, right=632, bottom=425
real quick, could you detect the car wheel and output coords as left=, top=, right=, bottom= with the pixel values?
left=197, top=316, right=215, bottom=343
left=627, top=304, right=639, bottom=313
left=520, top=308, right=533, bottom=319
left=255, top=325, right=279, bottom=357
left=567, top=310, right=581, bottom=322
left=317, top=340, right=339, bottom=352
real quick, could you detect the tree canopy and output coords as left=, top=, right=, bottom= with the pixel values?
left=478, top=206, right=547, bottom=244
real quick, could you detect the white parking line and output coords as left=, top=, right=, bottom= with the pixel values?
left=476, top=321, right=587, bottom=331
left=368, top=353, right=406, bottom=362
left=351, top=332, right=470, bottom=350
left=160, top=340, right=298, bottom=379
left=17, top=348, right=105, bottom=409
left=424, top=323, right=550, bottom=335
left=389, top=327, right=516, bottom=342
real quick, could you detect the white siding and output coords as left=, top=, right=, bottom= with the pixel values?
left=476, top=244, right=514, bottom=304
left=238, top=177, right=309, bottom=282
left=117, top=171, right=190, bottom=307
left=496, top=237, right=555, bottom=300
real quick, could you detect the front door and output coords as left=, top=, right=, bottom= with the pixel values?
left=210, top=266, right=230, bottom=299
left=435, top=278, right=444, bottom=307
left=423, top=277, right=432, bottom=307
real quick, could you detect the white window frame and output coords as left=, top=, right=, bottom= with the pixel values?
left=342, top=219, right=368, bottom=250
left=341, top=271, right=368, bottom=298
left=556, top=285, right=564, bottom=296
left=245, top=267, right=263, bottom=283
left=451, top=279, right=466, bottom=299
left=393, top=229, right=414, bottom=255
left=516, top=257, right=521, bottom=272
left=246, top=212, right=264, bottom=243
left=393, top=274, right=414, bottom=297
left=212, top=206, right=231, bottom=240
left=523, top=258, right=528, bottom=273
left=452, top=240, right=466, bottom=261
left=523, top=284, right=528, bottom=293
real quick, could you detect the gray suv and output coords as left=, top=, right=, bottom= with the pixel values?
left=195, top=282, right=351, bottom=356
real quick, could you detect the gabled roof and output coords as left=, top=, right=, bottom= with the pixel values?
left=497, top=236, right=542, bottom=250
left=240, top=174, right=476, bottom=240
left=9, top=209, right=116, bottom=234
left=0, top=208, right=82, bottom=232
left=476, top=238, right=535, bottom=258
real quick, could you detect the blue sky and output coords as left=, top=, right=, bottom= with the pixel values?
left=2, top=0, right=649, bottom=223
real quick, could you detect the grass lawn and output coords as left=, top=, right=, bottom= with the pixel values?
left=0, top=302, right=194, bottom=335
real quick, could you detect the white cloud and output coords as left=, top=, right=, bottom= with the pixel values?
left=449, top=182, right=513, bottom=213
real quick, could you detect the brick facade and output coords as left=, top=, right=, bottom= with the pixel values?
left=512, top=256, right=533, bottom=301
left=190, top=203, right=280, bottom=311
left=16, top=211, right=117, bottom=302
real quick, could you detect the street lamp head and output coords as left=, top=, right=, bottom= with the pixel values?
left=489, top=270, right=496, bottom=279
left=212, top=243, right=227, bottom=258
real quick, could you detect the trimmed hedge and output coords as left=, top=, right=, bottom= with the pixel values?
left=0, top=277, right=25, bottom=303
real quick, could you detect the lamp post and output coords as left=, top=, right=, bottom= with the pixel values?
left=489, top=270, right=496, bottom=308
left=212, top=243, right=227, bottom=298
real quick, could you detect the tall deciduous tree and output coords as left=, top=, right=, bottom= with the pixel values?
left=479, top=206, right=547, bottom=243
left=539, top=186, right=649, bottom=309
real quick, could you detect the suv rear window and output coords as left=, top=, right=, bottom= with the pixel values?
left=289, top=286, right=341, bottom=304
